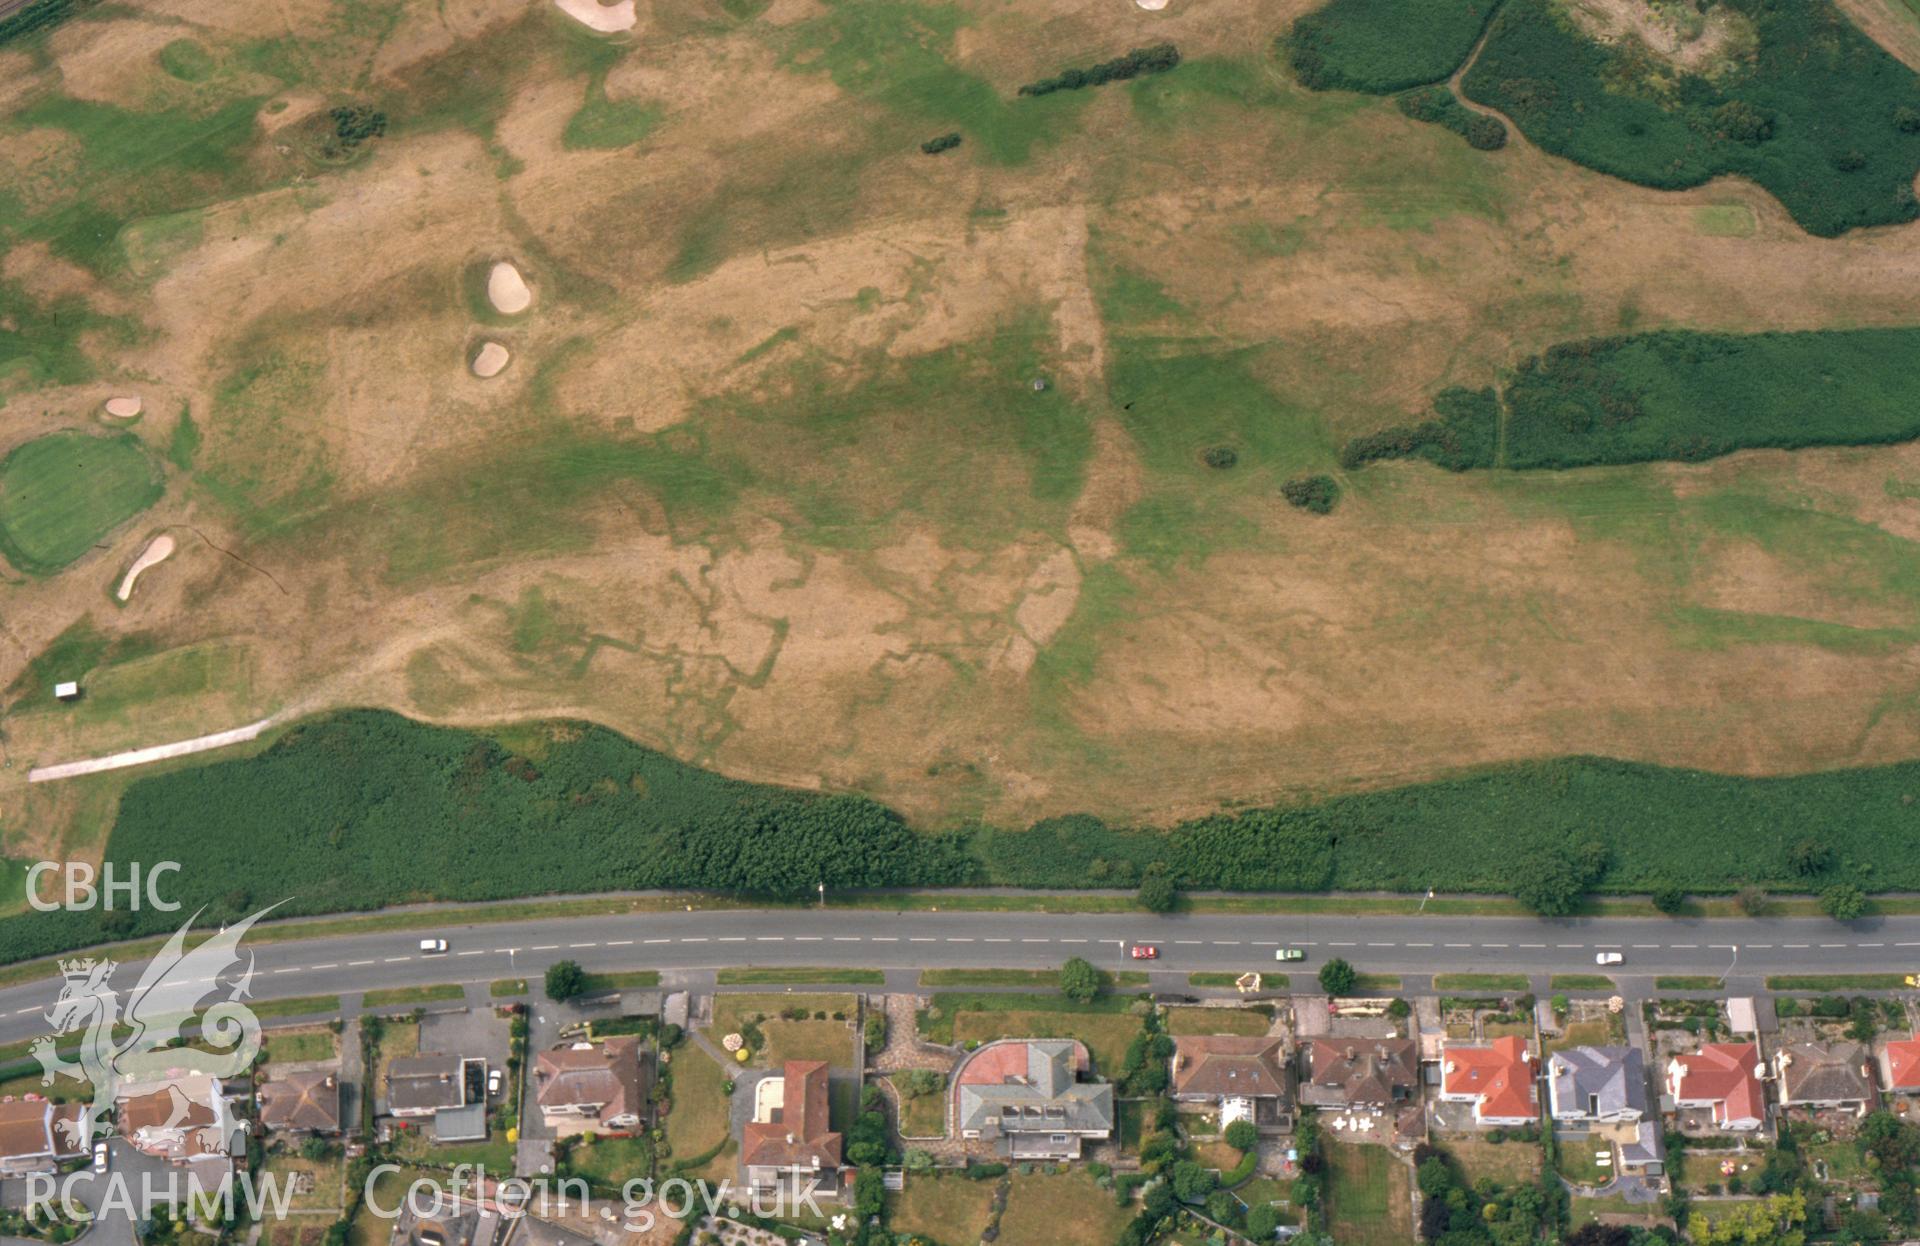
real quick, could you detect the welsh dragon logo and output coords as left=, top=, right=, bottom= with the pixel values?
left=34, top=907, right=275, bottom=1152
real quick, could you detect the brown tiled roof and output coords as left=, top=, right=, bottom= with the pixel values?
left=741, top=1061, right=841, bottom=1171
left=259, top=1070, right=342, bottom=1133
left=1780, top=1042, right=1875, bottom=1106
left=0, top=1100, right=86, bottom=1161
left=1171, top=1036, right=1289, bottom=1100
left=535, top=1038, right=647, bottom=1124
left=121, top=1086, right=216, bottom=1132
left=1304, top=1037, right=1419, bottom=1105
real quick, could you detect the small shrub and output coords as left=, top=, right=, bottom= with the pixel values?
left=1019, top=44, right=1181, bottom=97
left=920, top=132, right=962, bottom=155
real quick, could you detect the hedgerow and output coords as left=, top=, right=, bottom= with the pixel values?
left=1018, top=44, right=1180, bottom=97
left=1396, top=85, right=1506, bottom=150
left=1502, top=327, right=1920, bottom=468
left=12, top=712, right=1920, bottom=966
left=1286, top=0, right=1500, bottom=95
left=1460, top=0, right=1920, bottom=237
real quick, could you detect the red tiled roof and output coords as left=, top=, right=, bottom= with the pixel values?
left=0, top=1100, right=85, bottom=1162
left=1887, top=1037, right=1920, bottom=1091
left=1672, top=1042, right=1765, bottom=1126
left=955, top=1042, right=1036, bottom=1088
left=741, top=1061, right=841, bottom=1172
left=1442, top=1035, right=1535, bottom=1121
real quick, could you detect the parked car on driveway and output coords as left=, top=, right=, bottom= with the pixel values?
left=92, top=1140, right=109, bottom=1173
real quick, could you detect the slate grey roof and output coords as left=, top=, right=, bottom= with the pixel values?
left=1621, top=1121, right=1664, bottom=1168
left=1547, top=1046, right=1647, bottom=1121
left=388, top=1056, right=469, bottom=1114
left=955, top=1040, right=1114, bottom=1140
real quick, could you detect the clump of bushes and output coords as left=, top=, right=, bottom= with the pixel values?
left=1396, top=85, right=1507, bottom=151
left=1202, top=445, right=1238, bottom=469
left=920, top=132, right=962, bottom=155
left=326, top=104, right=388, bottom=158
left=1287, top=0, right=1499, bottom=94
left=1018, top=44, right=1180, bottom=97
left=1281, top=474, right=1340, bottom=514
left=1340, top=386, right=1500, bottom=471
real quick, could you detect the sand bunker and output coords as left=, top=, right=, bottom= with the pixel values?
left=471, top=341, right=511, bottom=378
left=487, top=261, right=532, bottom=315
left=554, top=0, right=638, bottom=32
left=115, top=533, right=175, bottom=602
left=1135, top=0, right=1169, bottom=9
left=103, top=396, right=143, bottom=419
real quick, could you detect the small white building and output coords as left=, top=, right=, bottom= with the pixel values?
left=53, top=681, right=79, bottom=701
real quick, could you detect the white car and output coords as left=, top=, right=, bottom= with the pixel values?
left=419, top=938, right=449, bottom=954
left=92, top=1140, right=109, bottom=1173
left=487, top=1068, right=503, bottom=1097
left=1595, top=951, right=1624, bottom=966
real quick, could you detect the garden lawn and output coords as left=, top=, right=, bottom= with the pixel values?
left=663, top=1046, right=733, bottom=1179
left=1164, top=1006, right=1272, bottom=1037
left=933, top=998, right=1144, bottom=1076
left=565, top=1135, right=655, bottom=1190
left=261, top=1027, right=335, bottom=1064
left=1449, top=1137, right=1542, bottom=1186
left=888, top=1174, right=997, bottom=1244
left=1327, top=1143, right=1409, bottom=1246
left=997, top=1170, right=1134, bottom=1246
left=709, top=994, right=857, bottom=1068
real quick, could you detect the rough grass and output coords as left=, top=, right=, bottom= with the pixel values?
left=261, top=1027, right=335, bottom=1064
left=0, top=431, right=162, bottom=573
left=662, top=1046, right=732, bottom=1178
left=888, top=1174, right=996, bottom=1243
left=1164, top=1006, right=1271, bottom=1036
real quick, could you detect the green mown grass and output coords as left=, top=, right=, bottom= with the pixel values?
left=0, top=431, right=162, bottom=573
left=1433, top=974, right=1529, bottom=992
left=715, top=967, right=881, bottom=985
left=363, top=984, right=465, bottom=1009
left=1550, top=975, right=1615, bottom=991
left=1767, top=974, right=1909, bottom=990
left=1463, top=0, right=1920, bottom=236
left=1654, top=977, right=1722, bottom=991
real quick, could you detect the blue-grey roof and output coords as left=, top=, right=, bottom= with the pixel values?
left=1548, top=1046, right=1646, bottom=1119
left=956, top=1041, right=1113, bottom=1139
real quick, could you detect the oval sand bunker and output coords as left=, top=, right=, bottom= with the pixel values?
left=487, top=261, right=532, bottom=315
left=116, top=534, right=175, bottom=602
left=104, top=396, right=143, bottom=419
left=471, top=341, right=511, bottom=379
left=554, top=0, right=637, bottom=32
left=1135, top=0, right=1169, bottom=9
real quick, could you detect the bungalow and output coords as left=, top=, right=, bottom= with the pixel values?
left=1440, top=1036, right=1537, bottom=1128
left=1300, top=1038, right=1420, bottom=1113
left=1880, top=1036, right=1920, bottom=1095
left=534, top=1037, right=649, bottom=1135
left=0, top=1099, right=87, bottom=1176
left=954, top=1039, right=1113, bottom=1160
left=1775, top=1042, right=1877, bottom=1114
left=1170, top=1036, right=1292, bottom=1130
left=1666, top=1042, right=1767, bottom=1131
left=259, top=1070, right=342, bottom=1137
left=741, top=1060, right=843, bottom=1200
left=1547, top=1046, right=1646, bottom=1126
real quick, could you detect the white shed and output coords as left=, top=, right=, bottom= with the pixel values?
left=53, top=681, right=79, bottom=701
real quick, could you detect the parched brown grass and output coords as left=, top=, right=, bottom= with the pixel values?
left=8, top=0, right=1920, bottom=863
left=997, top=1170, right=1134, bottom=1246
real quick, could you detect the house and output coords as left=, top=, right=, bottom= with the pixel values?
left=0, top=1099, right=87, bottom=1176
left=389, top=1191, right=508, bottom=1246
left=953, top=1039, right=1114, bottom=1160
left=258, top=1070, right=342, bottom=1136
left=119, top=1076, right=243, bottom=1171
left=388, top=1054, right=486, bottom=1120
left=1440, top=1036, right=1537, bottom=1128
left=1170, top=1036, right=1293, bottom=1130
left=1547, top=1046, right=1647, bottom=1126
left=1666, top=1042, right=1767, bottom=1131
left=740, top=1060, right=843, bottom=1199
left=1301, top=1038, right=1419, bottom=1112
left=1775, top=1041, right=1877, bottom=1114
left=1618, top=1122, right=1666, bottom=1179
left=1880, top=1036, right=1920, bottom=1094
left=534, top=1038, right=649, bottom=1135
